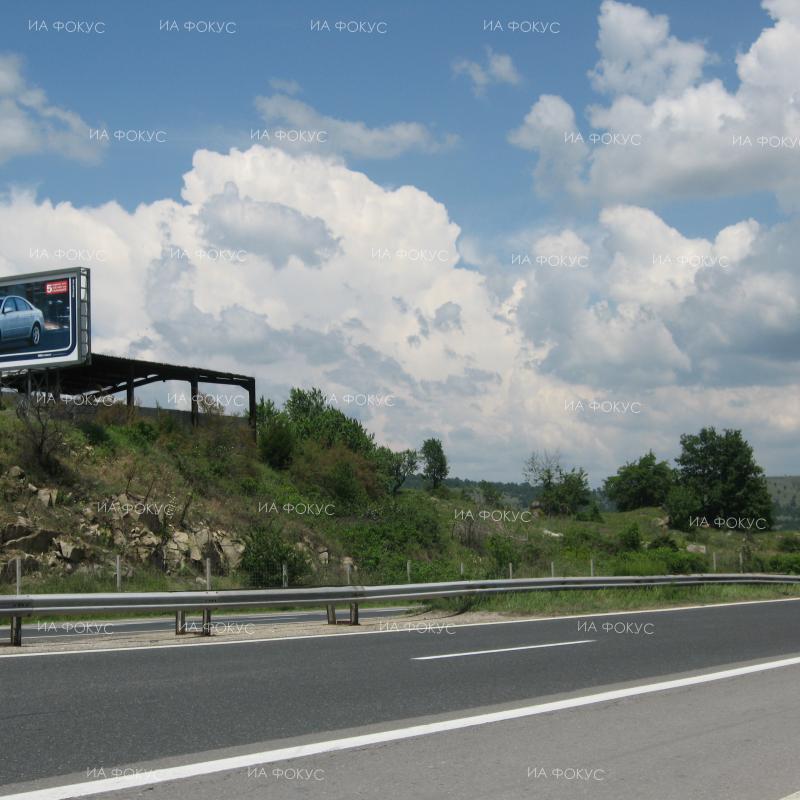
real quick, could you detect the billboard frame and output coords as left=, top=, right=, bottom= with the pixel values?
left=0, top=267, right=91, bottom=373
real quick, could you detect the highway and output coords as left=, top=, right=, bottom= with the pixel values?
left=1, top=598, right=799, bottom=799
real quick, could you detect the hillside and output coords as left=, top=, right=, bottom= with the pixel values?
left=0, top=396, right=798, bottom=593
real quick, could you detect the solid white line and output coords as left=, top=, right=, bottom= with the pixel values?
left=4, top=654, right=800, bottom=800
left=778, top=793, right=800, bottom=800
left=1, top=596, right=797, bottom=660
left=413, top=639, right=595, bottom=660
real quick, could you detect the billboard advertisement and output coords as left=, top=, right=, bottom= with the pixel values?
left=0, top=268, right=90, bottom=370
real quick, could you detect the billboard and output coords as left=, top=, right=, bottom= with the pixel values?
left=0, top=268, right=90, bottom=370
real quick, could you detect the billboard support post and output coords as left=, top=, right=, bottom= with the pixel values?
left=190, top=375, right=199, bottom=427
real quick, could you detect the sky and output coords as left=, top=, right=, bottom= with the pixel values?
left=0, top=0, right=798, bottom=484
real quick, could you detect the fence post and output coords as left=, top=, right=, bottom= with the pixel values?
left=16, top=556, right=21, bottom=595
left=116, top=555, right=121, bottom=591
left=206, top=558, right=211, bottom=591
left=712, top=552, right=717, bottom=572
left=739, top=551, right=743, bottom=573
left=551, top=561, right=555, bottom=578
left=281, top=562, right=288, bottom=589
left=460, top=561, right=464, bottom=577
left=590, top=558, right=594, bottom=577
left=346, top=563, right=352, bottom=585
left=508, top=562, right=513, bottom=579
left=406, top=560, right=412, bottom=583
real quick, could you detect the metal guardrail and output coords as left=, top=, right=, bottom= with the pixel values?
left=1, top=573, right=798, bottom=646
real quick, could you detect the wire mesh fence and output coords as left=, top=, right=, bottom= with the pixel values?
left=0, top=547, right=753, bottom=595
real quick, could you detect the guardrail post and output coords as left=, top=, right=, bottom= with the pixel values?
left=10, top=616, right=22, bottom=646
left=16, top=556, right=21, bottom=595
left=406, top=560, right=411, bottom=583
left=326, top=604, right=337, bottom=625
left=202, top=609, right=212, bottom=636
left=281, top=563, right=288, bottom=589
left=116, top=555, right=121, bottom=591
left=175, top=610, right=186, bottom=635
left=349, top=603, right=359, bottom=625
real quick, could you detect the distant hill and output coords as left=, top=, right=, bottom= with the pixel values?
left=404, top=475, right=612, bottom=511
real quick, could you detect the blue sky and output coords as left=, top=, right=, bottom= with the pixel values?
left=0, top=0, right=798, bottom=482
left=0, top=0, right=783, bottom=237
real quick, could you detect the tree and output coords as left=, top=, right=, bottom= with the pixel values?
left=604, top=451, right=675, bottom=511
left=523, top=450, right=590, bottom=516
left=376, top=447, right=418, bottom=495
left=673, top=427, right=773, bottom=529
left=15, top=395, right=69, bottom=474
left=421, top=438, right=449, bottom=489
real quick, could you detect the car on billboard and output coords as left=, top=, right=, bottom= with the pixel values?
left=0, top=295, right=45, bottom=346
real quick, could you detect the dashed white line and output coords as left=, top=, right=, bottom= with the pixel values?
left=413, top=639, right=595, bottom=660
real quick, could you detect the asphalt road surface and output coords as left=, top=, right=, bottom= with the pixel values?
left=1, top=598, right=799, bottom=800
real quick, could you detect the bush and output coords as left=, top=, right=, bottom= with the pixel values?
left=765, top=554, right=800, bottom=574
left=290, top=442, right=383, bottom=511
left=485, top=534, right=520, bottom=577
left=648, top=532, right=679, bottom=551
left=777, top=534, right=800, bottom=553
left=240, top=523, right=311, bottom=587
left=258, top=414, right=295, bottom=469
left=665, top=485, right=701, bottom=531
left=77, top=420, right=111, bottom=447
left=339, top=494, right=443, bottom=582
left=575, top=502, right=604, bottom=522
left=663, top=550, right=708, bottom=574
left=618, top=523, right=642, bottom=552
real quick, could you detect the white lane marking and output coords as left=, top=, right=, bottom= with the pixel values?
left=778, top=793, right=800, bottom=799
left=413, top=639, right=595, bottom=660
left=4, top=655, right=800, bottom=800
left=1, top=596, right=798, bottom=660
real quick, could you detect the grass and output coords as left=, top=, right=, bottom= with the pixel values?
left=427, top=583, right=800, bottom=617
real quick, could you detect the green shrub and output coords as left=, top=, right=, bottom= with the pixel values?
left=290, top=442, right=383, bottom=511
left=258, top=414, right=295, bottom=469
left=777, top=535, right=800, bottom=553
left=618, top=523, right=642, bottom=552
left=240, top=523, right=311, bottom=587
left=765, top=554, right=800, bottom=574
left=648, top=532, right=679, bottom=551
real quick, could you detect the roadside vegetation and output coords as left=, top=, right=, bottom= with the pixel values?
left=0, top=388, right=797, bottom=601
